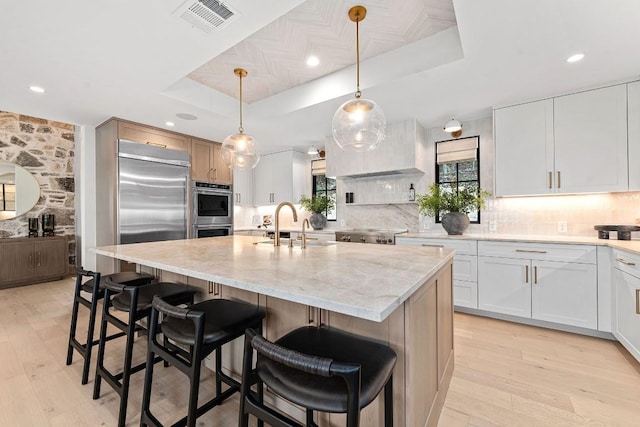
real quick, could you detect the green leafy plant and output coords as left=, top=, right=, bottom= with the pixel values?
left=417, top=183, right=490, bottom=217
left=299, top=194, right=335, bottom=214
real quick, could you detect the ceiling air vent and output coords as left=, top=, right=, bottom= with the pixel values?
left=174, top=0, right=236, bottom=33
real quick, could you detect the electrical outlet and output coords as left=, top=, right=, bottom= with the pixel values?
left=489, top=220, right=497, bottom=232
left=339, top=219, right=346, bottom=227
left=557, top=221, right=567, bottom=233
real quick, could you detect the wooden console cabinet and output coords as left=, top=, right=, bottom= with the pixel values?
left=0, top=236, right=68, bottom=289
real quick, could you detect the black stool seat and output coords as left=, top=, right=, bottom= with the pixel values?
left=161, top=299, right=266, bottom=346
left=240, top=326, right=397, bottom=427
left=66, top=268, right=154, bottom=385
left=258, top=326, right=396, bottom=413
left=111, top=282, right=196, bottom=312
left=140, top=296, right=266, bottom=427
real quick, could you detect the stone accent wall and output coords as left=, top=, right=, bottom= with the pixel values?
left=0, top=111, right=75, bottom=266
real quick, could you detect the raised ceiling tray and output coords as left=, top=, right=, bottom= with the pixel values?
left=594, top=225, right=640, bottom=240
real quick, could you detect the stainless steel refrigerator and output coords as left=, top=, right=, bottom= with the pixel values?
left=118, top=140, right=190, bottom=244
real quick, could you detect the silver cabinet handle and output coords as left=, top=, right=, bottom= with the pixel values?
left=525, top=265, right=529, bottom=283
left=421, top=243, right=444, bottom=248
left=548, top=171, right=552, bottom=189
left=534, top=266, right=538, bottom=284
left=213, top=168, right=218, bottom=181
left=636, top=289, right=640, bottom=315
left=307, top=305, right=314, bottom=324
left=29, top=253, right=33, bottom=267
left=516, top=249, right=547, bottom=254
left=557, top=171, right=561, bottom=188
left=616, top=257, right=636, bottom=266
left=238, top=193, right=241, bottom=204
left=36, top=251, right=41, bottom=267
left=214, top=282, right=220, bottom=296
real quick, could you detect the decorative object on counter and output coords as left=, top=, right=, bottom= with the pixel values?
left=262, top=215, right=272, bottom=227
left=28, top=217, right=38, bottom=237
left=41, top=213, right=55, bottom=236
left=594, top=225, right=640, bottom=240
left=443, top=118, right=463, bottom=138
left=409, top=183, right=415, bottom=201
left=299, top=194, right=335, bottom=230
left=332, top=5, right=386, bottom=152
left=417, top=183, right=489, bottom=235
left=221, top=68, right=260, bottom=170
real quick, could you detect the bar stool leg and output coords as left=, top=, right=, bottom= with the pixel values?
left=92, top=290, right=111, bottom=400
left=384, top=375, right=393, bottom=427
left=66, top=274, right=82, bottom=366
left=80, top=290, right=100, bottom=385
left=117, top=306, right=139, bottom=427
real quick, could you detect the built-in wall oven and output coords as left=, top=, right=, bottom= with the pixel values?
left=192, top=181, right=233, bottom=238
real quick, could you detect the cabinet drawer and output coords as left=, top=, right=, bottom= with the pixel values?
left=453, top=254, right=477, bottom=282
left=478, top=241, right=596, bottom=264
left=612, top=249, right=640, bottom=279
left=453, top=280, right=477, bottom=309
left=396, top=237, right=477, bottom=255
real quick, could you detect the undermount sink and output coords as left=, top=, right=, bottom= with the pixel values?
left=255, top=239, right=337, bottom=248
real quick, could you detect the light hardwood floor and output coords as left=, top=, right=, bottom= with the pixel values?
left=2, top=277, right=640, bottom=426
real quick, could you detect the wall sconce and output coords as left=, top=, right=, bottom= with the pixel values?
left=444, top=118, right=463, bottom=138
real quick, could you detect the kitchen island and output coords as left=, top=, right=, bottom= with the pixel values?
left=94, top=236, right=455, bottom=427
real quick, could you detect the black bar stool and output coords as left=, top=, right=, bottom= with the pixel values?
left=140, top=295, right=266, bottom=427
left=66, top=268, right=154, bottom=384
left=239, top=326, right=397, bottom=427
left=93, top=278, right=197, bottom=427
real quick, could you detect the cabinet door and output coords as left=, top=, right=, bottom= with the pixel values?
left=531, top=260, right=597, bottom=329
left=253, top=154, right=275, bottom=205
left=212, top=143, right=233, bottom=185
left=613, top=268, right=640, bottom=362
left=118, top=121, right=189, bottom=152
left=190, top=138, right=214, bottom=182
left=233, top=167, right=253, bottom=205
left=0, top=240, right=34, bottom=284
left=34, top=238, right=67, bottom=279
left=628, top=81, right=640, bottom=190
left=262, top=295, right=319, bottom=342
left=478, top=256, right=531, bottom=318
left=494, top=99, right=554, bottom=196
left=453, top=280, right=477, bottom=309
left=554, top=84, right=628, bottom=193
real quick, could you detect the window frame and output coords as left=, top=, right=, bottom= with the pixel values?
left=311, top=172, right=337, bottom=221
left=435, top=136, right=481, bottom=224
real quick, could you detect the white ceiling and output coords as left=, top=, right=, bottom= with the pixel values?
left=1, top=0, right=639, bottom=154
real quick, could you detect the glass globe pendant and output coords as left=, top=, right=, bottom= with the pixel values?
left=221, top=68, right=260, bottom=169
left=332, top=6, right=386, bottom=152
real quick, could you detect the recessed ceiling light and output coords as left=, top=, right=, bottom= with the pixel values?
left=176, top=112, right=198, bottom=121
left=165, top=121, right=175, bottom=127
left=29, top=86, right=45, bottom=93
left=306, top=56, right=319, bottom=67
left=566, top=53, right=584, bottom=63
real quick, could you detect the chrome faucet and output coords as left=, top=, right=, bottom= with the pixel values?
left=301, top=218, right=310, bottom=249
left=274, top=201, right=298, bottom=247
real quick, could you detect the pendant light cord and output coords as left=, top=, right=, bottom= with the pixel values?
left=355, top=17, right=361, bottom=99
left=238, top=73, right=244, bottom=133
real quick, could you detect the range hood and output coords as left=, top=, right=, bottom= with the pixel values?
left=325, top=119, right=427, bottom=178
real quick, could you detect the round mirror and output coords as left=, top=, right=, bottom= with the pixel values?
left=0, top=160, right=40, bottom=220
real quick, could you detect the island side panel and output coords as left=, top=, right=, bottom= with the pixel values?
left=405, top=262, right=454, bottom=427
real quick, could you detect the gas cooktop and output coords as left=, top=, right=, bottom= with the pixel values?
left=335, top=228, right=408, bottom=245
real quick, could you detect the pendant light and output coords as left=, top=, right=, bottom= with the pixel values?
left=332, top=5, right=386, bottom=152
left=221, top=68, right=260, bottom=169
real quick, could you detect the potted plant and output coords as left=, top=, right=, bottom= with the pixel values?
left=416, top=183, right=490, bottom=235
left=299, top=194, right=335, bottom=230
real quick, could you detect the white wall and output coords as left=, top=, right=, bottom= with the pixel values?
left=77, top=125, right=97, bottom=270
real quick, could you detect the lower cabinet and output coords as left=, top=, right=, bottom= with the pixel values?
left=612, top=249, right=640, bottom=362
left=0, top=237, right=68, bottom=288
left=478, top=241, right=598, bottom=329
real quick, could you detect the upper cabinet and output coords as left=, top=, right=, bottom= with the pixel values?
left=190, top=138, right=232, bottom=184
left=117, top=120, right=189, bottom=152
left=325, top=119, right=426, bottom=178
left=253, top=150, right=306, bottom=206
left=233, top=167, right=253, bottom=206
left=494, top=83, right=630, bottom=196
left=628, top=81, right=640, bottom=190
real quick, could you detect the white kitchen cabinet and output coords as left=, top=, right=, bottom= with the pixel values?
left=253, top=150, right=306, bottom=205
left=233, top=167, right=253, bottom=205
left=554, top=84, right=628, bottom=193
left=494, top=83, right=629, bottom=196
left=612, top=249, right=640, bottom=362
left=396, top=237, right=478, bottom=309
left=628, top=81, right=640, bottom=190
left=494, top=99, right=554, bottom=196
left=325, top=119, right=426, bottom=178
left=478, top=241, right=598, bottom=329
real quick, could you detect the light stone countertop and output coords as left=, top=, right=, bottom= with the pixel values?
left=93, top=236, right=454, bottom=322
left=399, top=232, right=640, bottom=255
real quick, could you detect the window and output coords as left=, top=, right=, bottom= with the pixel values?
left=311, top=160, right=336, bottom=221
left=435, top=136, right=481, bottom=223
left=0, top=184, right=16, bottom=211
